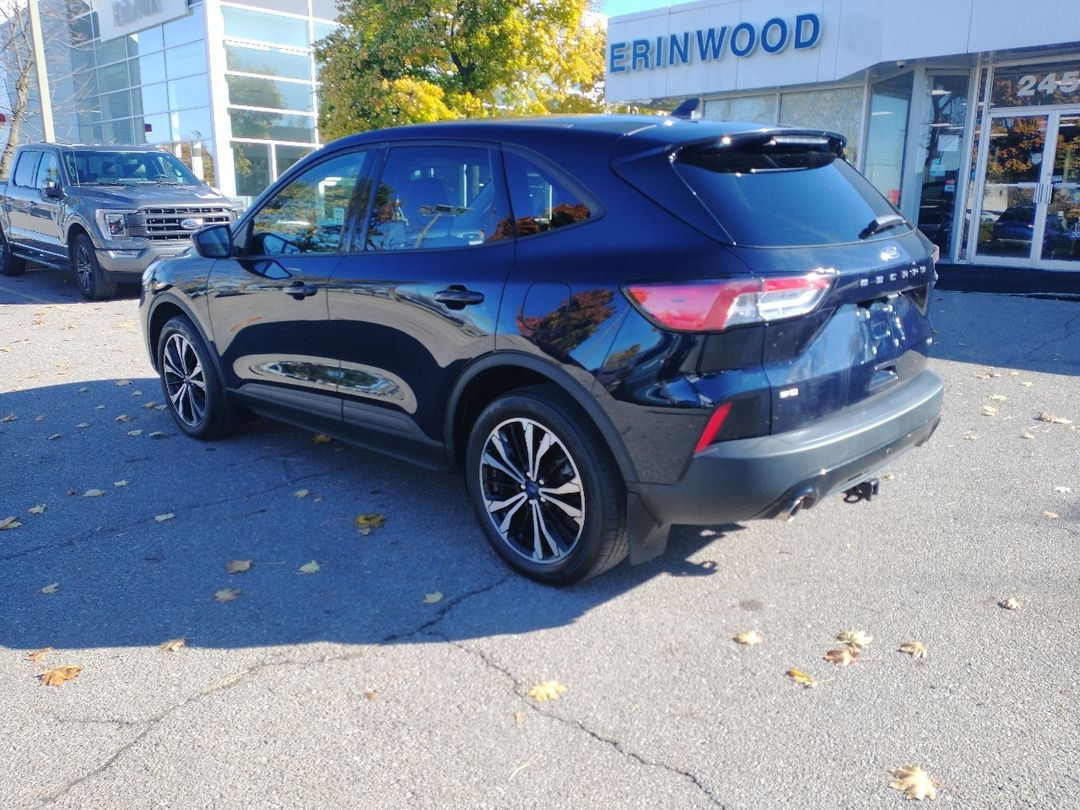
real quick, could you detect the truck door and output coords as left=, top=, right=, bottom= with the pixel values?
left=5, top=150, right=41, bottom=246
left=26, top=151, right=66, bottom=258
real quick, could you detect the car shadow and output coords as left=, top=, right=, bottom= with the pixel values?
left=0, top=263, right=140, bottom=305
left=0, top=378, right=742, bottom=653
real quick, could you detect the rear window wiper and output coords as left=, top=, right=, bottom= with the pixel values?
left=859, top=214, right=907, bottom=240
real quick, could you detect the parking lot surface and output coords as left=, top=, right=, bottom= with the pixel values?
left=1, top=268, right=1078, bottom=808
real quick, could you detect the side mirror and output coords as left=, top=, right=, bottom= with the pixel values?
left=44, top=181, right=62, bottom=199
left=193, top=224, right=234, bottom=259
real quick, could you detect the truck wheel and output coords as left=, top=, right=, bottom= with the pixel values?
left=71, top=233, right=116, bottom=300
left=0, top=228, right=25, bottom=277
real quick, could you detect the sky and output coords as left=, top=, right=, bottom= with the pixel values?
left=600, top=0, right=669, bottom=18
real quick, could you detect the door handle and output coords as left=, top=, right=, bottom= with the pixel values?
left=283, top=280, right=317, bottom=299
left=434, top=287, right=484, bottom=308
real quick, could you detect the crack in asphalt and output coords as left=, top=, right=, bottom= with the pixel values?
left=36, top=573, right=514, bottom=805
left=442, top=637, right=727, bottom=809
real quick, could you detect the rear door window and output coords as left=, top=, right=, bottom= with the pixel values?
left=12, top=151, right=40, bottom=188
left=673, top=139, right=903, bottom=247
left=503, top=151, right=596, bottom=237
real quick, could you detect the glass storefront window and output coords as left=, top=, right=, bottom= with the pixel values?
left=225, top=44, right=312, bottom=81
left=172, top=107, right=214, bottom=142
left=863, top=73, right=913, bottom=206
left=222, top=6, right=309, bottom=48
left=97, top=60, right=132, bottom=93
left=96, top=37, right=132, bottom=66
left=137, top=52, right=167, bottom=86
left=233, top=141, right=272, bottom=198
left=703, top=94, right=775, bottom=124
left=140, top=82, right=170, bottom=115
left=168, top=75, right=209, bottom=111
left=312, top=20, right=339, bottom=40
left=228, top=109, right=315, bottom=142
left=276, top=144, right=314, bottom=176
left=226, top=75, right=314, bottom=112
left=165, top=41, right=208, bottom=79
left=103, top=118, right=135, bottom=144
left=100, top=89, right=134, bottom=120
left=134, top=27, right=164, bottom=53
left=916, top=74, right=969, bottom=255
left=143, top=113, right=172, bottom=143
left=163, top=5, right=204, bottom=48
left=779, top=86, right=864, bottom=163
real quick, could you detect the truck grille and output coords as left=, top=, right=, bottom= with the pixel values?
left=131, top=206, right=236, bottom=242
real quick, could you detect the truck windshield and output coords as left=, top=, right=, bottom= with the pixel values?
left=62, top=150, right=202, bottom=186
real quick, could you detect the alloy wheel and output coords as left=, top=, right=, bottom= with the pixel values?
left=73, top=242, right=93, bottom=293
left=162, top=332, right=207, bottom=427
left=478, top=417, right=585, bottom=565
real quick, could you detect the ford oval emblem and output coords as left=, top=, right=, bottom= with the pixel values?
left=880, top=244, right=901, bottom=261
left=180, top=217, right=204, bottom=230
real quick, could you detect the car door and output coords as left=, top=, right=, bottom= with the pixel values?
left=5, top=150, right=41, bottom=246
left=207, top=148, right=372, bottom=430
left=26, top=151, right=66, bottom=258
left=326, top=142, right=514, bottom=464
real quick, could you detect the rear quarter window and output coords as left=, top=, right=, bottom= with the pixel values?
left=503, top=151, right=597, bottom=239
left=673, top=141, right=901, bottom=247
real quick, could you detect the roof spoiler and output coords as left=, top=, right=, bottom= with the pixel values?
left=669, top=98, right=702, bottom=121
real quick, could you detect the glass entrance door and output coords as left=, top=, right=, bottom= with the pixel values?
left=976, top=110, right=1080, bottom=266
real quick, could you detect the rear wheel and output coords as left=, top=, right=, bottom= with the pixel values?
left=0, top=228, right=25, bottom=277
left=156, top=315, right=239, bottom=439
left=71, top=233, right=116, bottom=300
left=465, top=386, right=628, bottom=585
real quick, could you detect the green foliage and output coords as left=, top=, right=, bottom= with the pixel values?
left=315, top=0, right=607, bottom=140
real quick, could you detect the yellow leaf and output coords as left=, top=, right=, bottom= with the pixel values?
left=824, top=646, right=859, bottom=667
left=355, top=513, right=386, bottom=535
left=733, top=629, right=764, bottom=646
left=47, top=433, right=62, bottom=440
left=514, top=710, right=525, bottom=728
left=1037, top=412, right=1073, bottom=425
left=1020, top=431, right=1035, bottom=439
left=0, top=516, right=22, bottom=530
left=1044, top=511, right=1059, bottom=519
left=27, top=647, right=53, bottom=662
left=889, top=766, right=938, bottom=800
left=40, top=665, right=82, bottom=687
left=114, top=414, right=134, bottom=423
left=159, top=638, right=186, bottom=651
left=298, top=560, right=321, bottom=574
left=423, top=591, right=444, bottom=604
left=128, top=429, right=143, bottom=436
left=312, top=433, right=332, bottom=444
left=989, top=394, right=1008, bottom=402
left=999, top=597, right=1021, bottom=611
left=40, top=583, right=60, bottom=594
left=214, top=588, right=241, bottom=602
left=154, top=513, right=175, bottom=522
left=114, top=480, right=129, bottom=487
left=0, top=413, right=17, bottom=423
left=293, top=489, right=310, bottom=498
left=836, top=629, right=873, bottom=648
left=899, top=640, right=927, bottom=659
left=981, top=405, right=997, bottom=417
left=786, top=668, right=817, bottom=688
left=142, top=402, right=160, bottom=409
left=83, top=488, right=105, bottom=497
left=27, top=504, right=46, bottom=514
left=1020, top=381, right=1033, bottom=387
left=527, top=680, right=567, bottom=702
left=225, top=559, right=252, bottom=574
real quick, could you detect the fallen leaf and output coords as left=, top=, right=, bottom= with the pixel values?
left=837, top=629, right=873, bottom=648
left=962, top=432, right=978, bottom=441
left=27, top=647, right=53, bottom=662
left=824, top=646, right=859, bottom=667
left=1053, top=486, right=1072, bottom=494
left=974, top=371, right=1001, bottom=379
left=154, top=513, right=175, bottom=522
left=889, top=765, right=938, bottom=801
left=0, top=516, right=22, bottom=530
left=114, top=414, right=134, bottom=423
left=900, top=640, right=928, bottom=659
left=1008, top=370, right=1019, bottom=377
left=115, top=379, right=131, bottom=387
left=77, top=386, right=87, bottom=393
left=94, top=405, right=104, bottom=410
left=142, top=402, right=160, bottom=409
left=1044, top=511, right=1059, bottom=519
left=1037, top=412, right=1073, bottom=425
left=527, top=680, right=567, bottom=702
left=989, top=394, right=1008, bottom=402
left=226, top=559, right=252, bottom=574
left=27, top=504, right=46, bottom=514
left=1020, top=381, right=1033, bottom=387
left=47, top=433, right=62, bottom=440
left=35, top=415, right=44, bottom=422
left=733, top=630, right=764, bottom=646
left=127, top=429, right=143, bottom=436
left=159, top=638, right=186, bottom=651
left=514, top=710, right=525, bottom=727
left=298, top=560, right=321, bottom=574
left=40, top=665, right=82, bottom=687
left=131, top=390, right=142, bottom=396
left=423, top=591, right=444, bottom=604
left=364, top=689, right=376, bottom=701
left=40, top=583, right=60, bottom=594
left=83, top=489, right=105, bottom=497
left=148, top=431, right=165, bottom=439
left=114, top=480, right=129, bottom=487
left=999, top=597, right=1021, bottom=611
left=76, top=422, right=90, bottom=429
left=0, top=413, right=16, bottom=423
left=786, top=668, right=817, bottom=688
left=1020, top=431, right=1035, bottom=440
left=355, top=513, right=386, bottom=535
left=293, top=489, right=310, bottom=498
left=312, top=433, right=332, bottom=444
left=981, top=405, right=998, bottom=417
left=214, top=588, right=241, bottom=602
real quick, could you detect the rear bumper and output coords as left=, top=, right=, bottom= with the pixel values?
left=629, top=369, right=943, bottom=529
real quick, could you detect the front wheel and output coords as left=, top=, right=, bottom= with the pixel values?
left=465, top=386, right=628, bottom=585
left=71, top=234, right=116, bottom=300
left=156, top=315, right=239, bottom=439
left=0, top=228, right=25, bottom=277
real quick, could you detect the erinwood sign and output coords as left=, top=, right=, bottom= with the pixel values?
left=94, top=0, right=188, bottom=43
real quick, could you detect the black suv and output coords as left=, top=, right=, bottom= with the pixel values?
left=139, top=114, right=943, bottom=584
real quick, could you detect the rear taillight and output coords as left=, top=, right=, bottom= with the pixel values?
left=625, top=271, right=835, bottom=333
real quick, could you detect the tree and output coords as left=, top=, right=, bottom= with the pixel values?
left=0, top=0, right=36, bottom=178
left=315, top=0, right=607, bottom=140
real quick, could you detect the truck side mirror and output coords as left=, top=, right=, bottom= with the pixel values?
left=193, top=224, right=235, bottom=259
left=43, top=181, right=62, bottom=199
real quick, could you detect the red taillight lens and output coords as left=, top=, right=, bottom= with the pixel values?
left=694, top=402, right=733, bottom=454
left=626, top=271, right=835, bottom=333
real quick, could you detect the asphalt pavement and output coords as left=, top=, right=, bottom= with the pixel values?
left=1, top=266, right=1078, bottom=809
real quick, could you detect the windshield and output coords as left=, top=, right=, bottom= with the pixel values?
left=673, top=141, right=905, bottom=247
left=62, top=149, right=202, bottom=186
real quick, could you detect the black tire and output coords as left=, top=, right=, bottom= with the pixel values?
left=71, top=233, right=116, bottom=300
left=0, top=228, right=25, bottom=277
left=156, top=315, right=239, bottom=439
left=465, top=385, right=628, bottom=585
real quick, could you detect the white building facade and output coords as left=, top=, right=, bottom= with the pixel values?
left=606, top=0, right=1080, bottom=271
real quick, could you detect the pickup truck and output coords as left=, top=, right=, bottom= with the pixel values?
left=0, top=143, right=242, bottom=299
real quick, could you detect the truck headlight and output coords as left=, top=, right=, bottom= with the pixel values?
left=96, top=210, right=135, bottom=239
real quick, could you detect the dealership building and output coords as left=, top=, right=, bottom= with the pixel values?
left=606, top=0, right=1080, bottom=273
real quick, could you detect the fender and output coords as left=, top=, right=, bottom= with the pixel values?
left=144, top=289, right=227, bottom=385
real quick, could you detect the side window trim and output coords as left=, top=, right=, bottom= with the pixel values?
left=500, top=144, right=604, bottom=240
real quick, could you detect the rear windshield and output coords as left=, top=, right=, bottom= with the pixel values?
left=673, top=142, right=904, bottom=247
